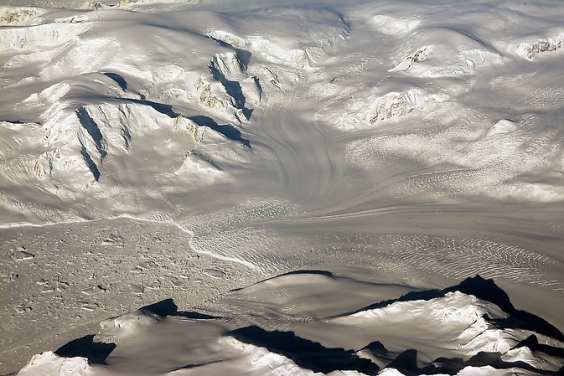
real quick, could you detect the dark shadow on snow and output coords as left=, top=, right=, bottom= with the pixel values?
left=445, top=276, right=564, bottom=343
left=222, top=79, right=253, bottom=120
left=103, top=72, right=127, bottom=91
left=55, top=335, right=115, bottom=364
left=140, top=298, right=219, bottom=320
left=140, top=298, right=178, bottom=316
left=49, top=273, right=564, bottom=375
left=517, top=334, right=564, bottom=358
left=206, top=36, right=254, bottom=119
left=117, top=98, right=251, bottom=149
left=124, top=98, right=178, bottom=118
left=350, top=275, right=564, bottom=343
left=280, top=270, right=335, bottom=278
left=230, top=270, right=334, bottom=292
left=386, top=349, right=419, bottom=376
left=188, top=115, right=251, bottom=149
left=80, top=145, right=100, bottom=182
left=169, top=360, right=223, bottom=372
left=207, top=36, right=252, bottom=67
left=229, top=325, right=379, bottom=375
left=362, top=340, right=390, bottom=358
left=76, top=107, right=107, bottom=160
left=208, top=63, right=253, bottom=120
left=381, top=348, right=563, bottom=376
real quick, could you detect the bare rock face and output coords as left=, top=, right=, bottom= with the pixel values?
left=0, top=6, right=46, bottom=26
left=520, top=36, right=564, bottom=59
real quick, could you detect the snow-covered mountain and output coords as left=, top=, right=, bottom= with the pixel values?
left=3, top=0, right=564, bottom=224
left=17, top=275, right=564, bottom=375
left=1, top=0, right=564, bottom=374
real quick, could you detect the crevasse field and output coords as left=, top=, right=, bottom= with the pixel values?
left=1, top=0, right=564, bottom=374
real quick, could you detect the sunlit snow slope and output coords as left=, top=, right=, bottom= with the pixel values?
left=1, top=0, right=564, bottom=374
left=16, top=275, right=564, bottom=376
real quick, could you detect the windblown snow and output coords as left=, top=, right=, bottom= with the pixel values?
left=1, top=0, right=564, bottom=375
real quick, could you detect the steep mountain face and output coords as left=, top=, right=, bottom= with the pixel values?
left=0, top=1, right=354, bottom=223
left=2, top=0, right=564, bottom=224
left=0, top=7, right=269, bottom=222
left=17, top=275, right=564, bottom=376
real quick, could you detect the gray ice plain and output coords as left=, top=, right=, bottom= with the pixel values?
left=1, top=0, right=564, bottom=374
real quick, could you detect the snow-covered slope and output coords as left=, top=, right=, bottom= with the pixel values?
left=16, top=275, right=564, bottom=376
left=1, top=0, right=564, bottom=374
left=2, top=0, right=564, bottom=224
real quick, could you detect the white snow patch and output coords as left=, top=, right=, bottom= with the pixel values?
left=206, top=30, right=312, bottom=69
left=22, top=82, right=71, bottom=106
left=516, top=33, right=564, bottom=59
left=247, top=36, right=311, bottom=69
left=38, top=37, right=120, bottom=81
left=336, top=89, right=446, bottom=129
left=369, top=15, right=420, bottom=36
left=0, top=22, right=92, bottom=52
left=457, top=328, right=519, bottom=355
left=54, top=14, right=89, bottom=23
left=222, top=336, right=321, bottom=375
left=502, top=346, right=564, bottom=372
left=485, top=119, right=517, bottom=137
left=389, top=46, right=432, bottom=72
left=16, top=351, right=91, bottom=376
left=96, top=310, right=161, bottom=342
left=207, top=30, right=246, bottom=49
left=0, top=7, right=46, bottom=26
left=455, top=366, right=508, bottom=375
left=348, top=291, right=502, bottom=326
left=421, top=49, right=504, bottom=77
left=209, top=52, right=245, bottom=79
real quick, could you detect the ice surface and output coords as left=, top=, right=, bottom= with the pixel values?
left=1, top=0, right=564, bottom=374
left=17, top=351, right=91, bottom=376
